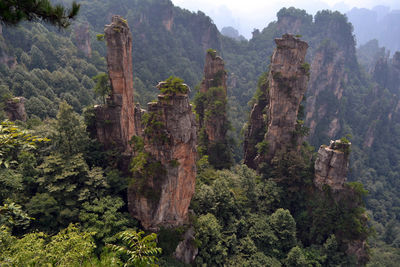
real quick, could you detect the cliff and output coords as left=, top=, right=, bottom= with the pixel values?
left=314, top=139, right=350, bottom=190
left=94, top=15, right=137, bottom=152
left=128, top=79, right=197, bottom=230
left=5, top=97, right=27, bottom=122
left=195, top=50, right=232, bottom=169
left=244, top=34, right=309, bottom=168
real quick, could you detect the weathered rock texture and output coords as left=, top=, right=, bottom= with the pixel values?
left=244, top=34, right=309, bottom=168
left=74, top=22, right=92, bottom=58
left=199, top=50, right=228, bottom=142
left=265, top=34, right=309, bottom=160
left=174, top=227, right=198, bottom=264
left=314, top=139, right=369, bottom=265
left=314, top=140, right=350, bottom=190
left=5, top=97, right=27, bottom=121
left=94, top=16, right=137, bottom=152
left=243, top=75, right=269, bottom=169
left=128, top=83, right=197, bottom=230
left=200, top=51, right=227, bottom=95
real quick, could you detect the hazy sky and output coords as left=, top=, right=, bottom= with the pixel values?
left=171, top=0, right=400, bottom=38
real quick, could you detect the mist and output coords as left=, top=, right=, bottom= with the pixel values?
left=171, top=0, right=400, bottom=39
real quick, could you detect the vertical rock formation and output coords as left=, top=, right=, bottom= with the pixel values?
left=128, top=80, right=197, bottom=230
left=264, top=34, right=309, bottom=161
left=195, top=50, right=232, bottom=169
left=94, top=16, right=136, bottom=152
left=244, top=34, right=309, bottom=168
left=314, top=139, right=369, bottom=265
left=314, top=139, right=350, bottom=190
left=74, top=22, right=92, bottom=58
left=5, top=97, right=27, bottom=121
left=198, top=50, right=228, bottom=142
left=200, top=50, right=227, bottom=95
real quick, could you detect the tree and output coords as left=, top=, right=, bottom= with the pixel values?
left=108, top=230, right=162, bottom=267
left=0, top=0, right=80, bottom=28
left=92, top=72, right=111, bottom=104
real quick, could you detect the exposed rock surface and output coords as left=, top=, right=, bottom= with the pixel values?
left=5, top=97, right=27, bottom=121
left=94, top=16, right=137, bottom=152
left=174, top=227, right=198, bottom=264
left=314, top=140, right=350, bottom=190
left=74, top=22, right=92, bottom=58
left=264, top=34, right=309, bottom=161
left=198, top=50, right=228, bottom=143
left=200, top=51, right=227, bottom=95
left=243, top=79, right=269, bottom=169
left=128, top=83, right=197, bottom=230
left=244, top=34, right=309, bottom=168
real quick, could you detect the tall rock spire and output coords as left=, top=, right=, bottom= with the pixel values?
left=94, top=15, right=136, bottom=152
left=128, top=78, right=197, bottom=230
left=195, top=49, right=232, bottom=169
left=244, top=34, right=309, bottom=169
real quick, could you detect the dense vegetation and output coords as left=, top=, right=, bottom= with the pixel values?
left=0, top=0, right=399, bottom=265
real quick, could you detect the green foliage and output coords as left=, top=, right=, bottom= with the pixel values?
left=0, top=200, right=32, bottom=231
left=0, top=120, right=48, bottom=168
left=142, top=111, right=168, bottom=145
left=158, top=76, right=189, bottom=95
left=0, top=0, right=81, bottom=28
left=300, top=62, right=311, bottom=76
left=206, top=48, right=217, bottom=59
left=93, top=72, right=111, bottom=104
left=194, top=85, right=233, bottom=169
left=107, top=230, right=162, bottom=267
left=0, top=224, right=96, bottom=266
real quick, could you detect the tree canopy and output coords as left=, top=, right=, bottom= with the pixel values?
left=0, top=0, right=80, bottom=28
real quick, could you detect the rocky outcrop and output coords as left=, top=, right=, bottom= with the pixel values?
left=174, top=227, right=198, bottom=264
left=74, top=22, right=92, bottom=58
left=195, top=50, right=232, bottom=169
left=200, top=50, right=227, bottom=95
left=199, top=50, right=228, bottom=142
left=314, top=139, right=350, bottom=190
left=244, top=34, right=309, bottom=168
left=305, top=46, right=346, bottom=140
left=128, top=81, right=197, bottom=230
left=94, top=16, right=137, bottom=152
left=5, top=97, right=27, bottom=121
left=263, top=34, right=309, bottom=161
left=243, top=75, right=269, bottom=169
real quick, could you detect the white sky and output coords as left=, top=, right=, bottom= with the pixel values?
left=171, top=0, right=400, bottom=38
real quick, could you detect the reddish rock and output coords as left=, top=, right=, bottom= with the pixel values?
left=244, top=34, right=309, bottom=168
left=264, top=34, right=309, bottom=161
left=128, top=83, right=197, bottom=230
left=5, top=97, right=27, bottom=121
left=94, top=16, right=137, bottom=152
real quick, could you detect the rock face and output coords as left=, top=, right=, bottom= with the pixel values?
left=200, top=50, right=227, bottom=95
left=199, top=50, right=228, bottom=142
left=174, top=227, right=198, bottom=264
left=128, top=83, right=197, bottom=230
left=264, top=34, right=309, bottom=160
left=74, top=22, right=92, bottom=58
left=314, top=140, right=350, bottom=190
left=244, top=34, right=309, bottom=167
left=5, top=97, right=27, bottom=121
left=243, top=76, right=269, bottom=169
left=94, top=16, right=137, bottom=152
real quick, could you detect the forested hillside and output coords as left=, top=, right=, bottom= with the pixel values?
left=0, top=0, right=399, bottom=266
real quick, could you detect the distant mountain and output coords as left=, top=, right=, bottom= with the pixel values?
left=347, top=6, right=400, bottom=52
